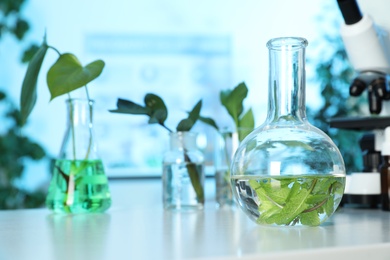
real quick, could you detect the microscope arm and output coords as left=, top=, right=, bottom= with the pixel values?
left=337, top=0, right=390, bottom=114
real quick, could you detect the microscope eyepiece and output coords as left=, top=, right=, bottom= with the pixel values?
left=337, top=0, right=363, bottom=25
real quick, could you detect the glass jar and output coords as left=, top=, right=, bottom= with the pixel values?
left=162, top=131, right=205, bottom=210
left=46, top=98, right=111, bottom=213
left=230, top=37, right=346, bottom=226
left=214, top=131, right=240, bottom=207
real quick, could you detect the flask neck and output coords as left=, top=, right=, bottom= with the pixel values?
left=60, top=99, right=98, bottom=160
left=66, top=98, right=94, bottom=128
left=266, top=37, right=307, bottom=124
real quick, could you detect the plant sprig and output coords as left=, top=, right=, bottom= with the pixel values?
left=200, top=82, right=255, bottom=141
left=109, top=94, right=202, bottom=132
left=110, top=94, right=204, bottom=203
left=249, top=176, right=344, bottom=226
left=19, top=33, right=106, bottom=208
left=19, top=34, right=105, bottom=126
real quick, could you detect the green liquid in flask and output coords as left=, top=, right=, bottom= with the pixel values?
left=46, top=159, right=111, bottom=213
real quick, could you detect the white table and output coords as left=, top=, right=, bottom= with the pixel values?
left=0, top=179, right=389, bottom=260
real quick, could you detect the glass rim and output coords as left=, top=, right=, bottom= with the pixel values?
left=266, top=37, right=308, bottom=50
left=169, top=131, right=197, bottom=137
left=65, top=98, right=95, bottom=104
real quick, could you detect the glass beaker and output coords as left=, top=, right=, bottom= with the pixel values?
left=230, top=37, right=346, bottom=226
left=162, top=131, right=205, bottom=210
left=46, top=98, right=111, bottom=213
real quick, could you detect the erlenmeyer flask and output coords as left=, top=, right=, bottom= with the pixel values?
left=46, top=98, right=111, bottom=213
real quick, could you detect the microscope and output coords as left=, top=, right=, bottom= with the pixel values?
left=330, top=0, right=390, bottom=210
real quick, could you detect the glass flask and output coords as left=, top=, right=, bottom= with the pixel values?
left=230, top=37, right=346, bottom=227
left=162, top=131, right=205, bottom=210
left=214, top=131, right=239, bottom=207
left=46, top=99, right=111, bottom=213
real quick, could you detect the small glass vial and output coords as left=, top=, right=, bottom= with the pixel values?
left=46, top=99, right=111, bottom=213
left=214, top=131, right=239, bottom=207
left=162, top=131, right=205, bottom=210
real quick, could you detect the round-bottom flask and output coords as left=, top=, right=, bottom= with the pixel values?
left=230, top=37, right=346, bottom=226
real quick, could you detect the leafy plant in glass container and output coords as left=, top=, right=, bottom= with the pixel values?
left=200, top=82, right=255, bottom=207
left=19, top=34, right=111, bottom=213
left=110, top=95, right=205, bottom=209
left=201, top=82, right=255, bottom=141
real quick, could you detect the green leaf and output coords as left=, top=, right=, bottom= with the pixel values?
left=21, top=44, right=40, bottom=64
left=262, top=182, right=290, bottom=205
left=110, top=95, right=168, bottom=126
left=332, top=181, right=345, bottom=196
left=249, top=180, right=284, bottom=210
left=280, top=178, right=295, bottom=188
left=269, top=187, right=310, bottom=225
left=325, top=195, right=335, bottom=216
left=238, top=108, right=254, bottom=129
left=306, top=194, right=329, bottom=204
left=47, top=53, right=105, bottom=100
left=313, top=178, right=336, bottom=194
left=238, top=108, right=254, bottom=141
left=149, top=109, right=167, bottom=124
left=144, top=94, right=168, bottom=125
left=300, top=210, right=320, bottom=226
left=176, top=118, right=194, bottom=131
left=188, top=100, right=202, bottom=122
left=286, top=182, right=301, bottom=201
left=252, top=176, right=341, bottom=226
left=220, top=82, right=248, bottom=126
left=199, top=116, right=219, bottom=131
left=185, top=160, right=204, bottom=203
left=13, top=18, right=29, bottom=40
left=176, top=100, right=202, bottom=132
left=20, top=37, right=48, bottom=126
left=258, top=200, right=282, bottom=224
left=109, top=98, right=150, bottom=115
left=249, top=179, right=261, bottom=190
left=109, top=93, right=172, bottom=131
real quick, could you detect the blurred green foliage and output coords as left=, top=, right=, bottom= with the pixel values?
left=0, top=0, right=39, bottom=63
left=0, top=0, right=47, bottom=208
left=307, top=20, right=366, bottom=174
left=0, top=91, right=46, bottom=208
left=0, top=0, right=29, bottom=40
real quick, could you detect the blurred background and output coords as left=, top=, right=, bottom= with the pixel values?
left=0, top=0, right=372, bottom=208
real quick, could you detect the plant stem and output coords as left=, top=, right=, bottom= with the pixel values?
left=67, top=93, right=76, bottom=160
left=308, top=178, right=318, bottom=193
left=160, top=123, right=173, bottom=133
left=184, top=152, right=204, bottom=203
left=84, top=85, right=91, bottom=101
left=303, top=197, right=328, bottom=213
left=48, top=45, right=61, bottom=56
left=173, top=131, right=204, bottom=203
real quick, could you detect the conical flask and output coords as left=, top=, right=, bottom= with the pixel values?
left=46, top=98, right=111, bottom=213
left=230, top=37, right=346, bottom=226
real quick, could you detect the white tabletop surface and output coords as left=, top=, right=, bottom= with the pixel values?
left=0, top=179, right=389, bottom=260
